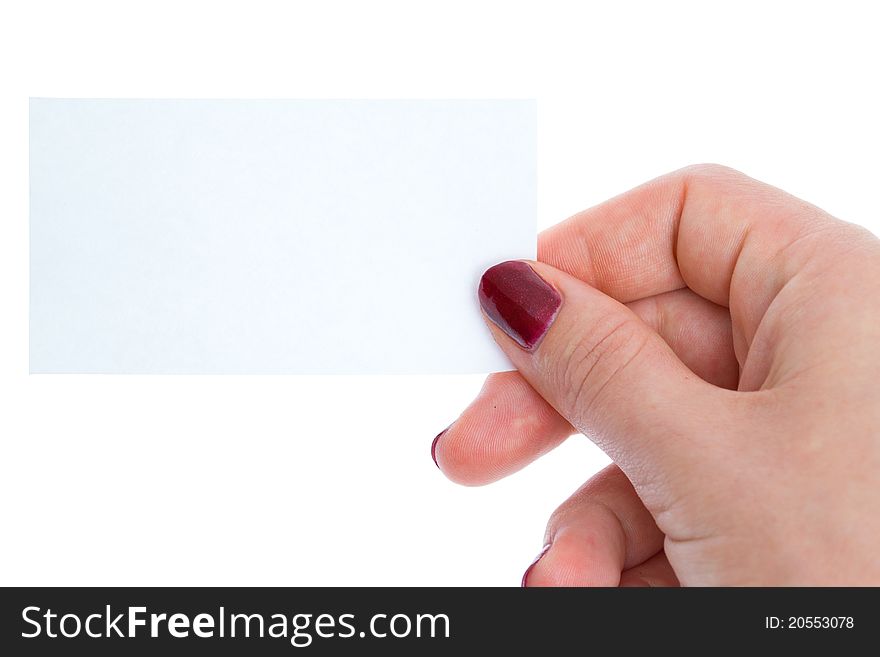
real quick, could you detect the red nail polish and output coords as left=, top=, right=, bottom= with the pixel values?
left=521, top=544, right=552, bottom=587
left=431, top=428, right=448, bottom=469
left=478, top=261, right=561, bottom=350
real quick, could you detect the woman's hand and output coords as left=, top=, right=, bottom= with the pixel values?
left=432, top=164, right=880, bottom=586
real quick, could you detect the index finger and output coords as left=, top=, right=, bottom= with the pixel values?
left=539, top=164, right=839, bottom=343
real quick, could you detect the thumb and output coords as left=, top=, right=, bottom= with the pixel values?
left=477, top=260, right=725, bottom=477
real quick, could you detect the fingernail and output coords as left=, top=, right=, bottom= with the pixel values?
left=478, top=261, right=561, bottom=351
left=431, top=428, right=448, bottom=469
left=521, top=544, right=552, bottom=587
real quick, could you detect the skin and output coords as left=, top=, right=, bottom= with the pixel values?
left=433, top=164, right=880, bottom=586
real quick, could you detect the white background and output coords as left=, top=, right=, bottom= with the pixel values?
left=29, top=99, right=535, bottom=374
left=1, top=1, right=878, bottom=586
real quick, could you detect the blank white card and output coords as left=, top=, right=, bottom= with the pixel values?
left=30, top=99, right=536, bottom=373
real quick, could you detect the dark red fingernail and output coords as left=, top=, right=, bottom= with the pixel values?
left=478, top=261, right=561, bottom=351
left=431, top=428, right=448, bottom=469
left=521, top=544, right=552, bottom=587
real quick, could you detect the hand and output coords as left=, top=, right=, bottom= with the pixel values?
left=432, top=164, right=880, bottom=586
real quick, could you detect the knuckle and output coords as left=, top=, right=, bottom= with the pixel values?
left=544, top=495, right=582, bottom=539
left=555, top=316, right=649, bottom=420
left=544, top=467, right=615, bottom=539
left=680, top=162, right=741, bottom=182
